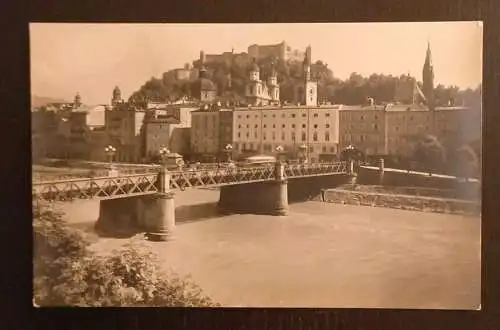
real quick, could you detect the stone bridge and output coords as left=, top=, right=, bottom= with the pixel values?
left=32, top=162, right=353, bottom=241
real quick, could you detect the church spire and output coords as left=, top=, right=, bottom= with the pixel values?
left=422, top=40, right=435, bottom=110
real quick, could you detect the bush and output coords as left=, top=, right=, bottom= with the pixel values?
left=33, top=201, right=219, bottom=307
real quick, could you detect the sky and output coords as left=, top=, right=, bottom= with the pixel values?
left=30, top=22, right=483, bottom=105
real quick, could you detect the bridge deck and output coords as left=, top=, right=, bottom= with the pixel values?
left=32, top=162, right=348, bottom=202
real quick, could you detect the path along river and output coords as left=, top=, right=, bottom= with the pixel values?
left=54, top=188, right=480, bottom=309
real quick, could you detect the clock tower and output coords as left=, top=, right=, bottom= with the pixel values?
left=295, top=46, right=317, bottom=106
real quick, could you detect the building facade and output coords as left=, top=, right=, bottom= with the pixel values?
left=232, top=105, right=340, bottom=162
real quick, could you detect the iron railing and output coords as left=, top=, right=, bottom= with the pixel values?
left=32, top=162, right=349, bottom=202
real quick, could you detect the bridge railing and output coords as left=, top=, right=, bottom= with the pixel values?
left=32, top=172, right=159, bottom=202
left=168, top=165, right=277, bottom=190
left=284, top=162, right=348, bottom=178
left=32, top=162, right=350, bottom=202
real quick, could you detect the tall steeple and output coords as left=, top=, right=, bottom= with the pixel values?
left=422, top=40, right=435, bottom=110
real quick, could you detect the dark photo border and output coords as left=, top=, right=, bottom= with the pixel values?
left=3, top=0, right=499, bottom=329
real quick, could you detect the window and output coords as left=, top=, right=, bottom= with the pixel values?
left=302, top=113, right=306, bottom=117
left=314, top=124, right=318, bottom=129
left=302, top=124, right=306, bottom=128
left=238, top=124, right=241, bottom=128
left=255, top=115, right=258, bottom=118
left=301, top=132, right=306, bottom=141
left=291, top=114, right=296, bottom=118
left=272, top=114, right=276, bottom=118
left=326, top=124, right=330, bottom=128
left=313, top=132, right=318, bottom=141
left=238, top=115, right=241, bottom=119
left=360, top=115, right=364, bottom=120
left=273, top=124, right=276, bottom=128
left=263, top=124, right=267, bottom=128
left=374, top=124, right=378, bottom=130
left=264, top=114, right=267, bottom=118
left=246, top=132, right=249, bottom=138
left=410, top=116, right=413, bottom=121
left=292, top=124, right=295, bottom=128
left=325, top=132, right=330, bottom=141
left=313, top=113, right=318, bottom=117
left=322, top=146, right=326, bottom=152
left=254, top=124, right=258, bottom=128
left=246, top=124, right=249, bottom=128
left=263, top=132, right=267, bottom=140
left=325, top=113, right=330, bottom=117
left=291, top=132, right=296, bottom=141
left=281, top=131, right=285, bottom=140
left=254, top=132, right=258, bottom=139
left=282, top=114, right=285, bottom=118
left=272, top=132, right=276, bottom=140
left=282, top=124, right=286, bottom=128
left=246, top=115, right=250, bottom=119
left=374, top=115, right=378, bottom=120
left=395, top=127, right=399, bottom=131
left=330, top=146, right=335, bottom=152
left=237, top=132, right=241, bottom=138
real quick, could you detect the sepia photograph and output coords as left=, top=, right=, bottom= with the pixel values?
left=31, top=22, right=482, bottom=309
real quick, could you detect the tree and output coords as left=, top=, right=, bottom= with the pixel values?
left=33, top=201, right=218, bottom=307
left=454, top=145, right=479, bottom=181
left=412, top=134, right=446, bottom=174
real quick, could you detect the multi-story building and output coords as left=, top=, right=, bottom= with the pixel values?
left=339, top=102, right=476, bottom=159
left=105, top=99, right=145, bottom=163
left=190, top=105, right=233, bottom=161
left=339, top=103, right=388, bottom=156
left=232, top=105, right=340, bottom=162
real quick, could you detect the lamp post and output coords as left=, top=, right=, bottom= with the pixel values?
left=224, top=144, right=233, bottom=163
left=275, top=145, right=284, bottom=163
left=104, top=145, right=116, bottom=164
left=299, top=143, right=308, bottom=164
left=159, top=146, right=170, bottom=165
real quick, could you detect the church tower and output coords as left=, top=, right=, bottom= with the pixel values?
left=111, top=86, right=121, bottom=106
left=245, top=58, right=265, bottom=105
left=74, top=92, right=82, bottom=108
left=295, top=46, right=317, bottom=106
left=422, top=41, right=435, bottom=110
left=267, top=61, right=280, bottom=102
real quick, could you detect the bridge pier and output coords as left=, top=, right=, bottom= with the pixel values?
left=218, top=162, right=289, bottom=216
left=144, top=192, right=176, bottom=241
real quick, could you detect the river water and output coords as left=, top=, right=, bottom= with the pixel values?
left=54, top=189, right=481, bottom=309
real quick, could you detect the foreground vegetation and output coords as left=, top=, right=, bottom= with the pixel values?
left=33, top=202, right=218, bottom=307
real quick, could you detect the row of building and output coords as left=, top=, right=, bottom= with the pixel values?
left=31, top=43, right=480, bottom=165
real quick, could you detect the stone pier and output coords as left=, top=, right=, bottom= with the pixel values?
left=218, top=162, right=289, bottom=216
left=95, top=167, right=176, bottom=241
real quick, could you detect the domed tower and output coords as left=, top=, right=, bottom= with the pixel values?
left=249, top=58, right=260, bottom=81
left=267, top=61, right=280, bottom=102
left=245, top=59, right=265, bottom=105
left=111, top=86, right=121, bottom=106
left=74, top=92, right=82, bottom=108
left=194, top=50, right=217, bottom=102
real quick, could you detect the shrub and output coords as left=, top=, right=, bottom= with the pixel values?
left=33, top=201, right=219, bottom=307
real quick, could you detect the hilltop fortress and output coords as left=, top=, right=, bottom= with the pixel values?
left=201, top=41, right=309, bottom=66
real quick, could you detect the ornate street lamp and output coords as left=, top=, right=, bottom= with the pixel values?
left=159, top=146, right=170, bottom=165
left=224, top=144, right=233, bottom=162
left=275, top=145, right=285, bottom=163
left=104, top=145, right=116, bottom=164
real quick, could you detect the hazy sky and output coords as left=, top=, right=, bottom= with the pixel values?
left=30, top=22, right=482, bottom=105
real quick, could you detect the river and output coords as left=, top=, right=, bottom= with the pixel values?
left=53, top=189, right=481, bottom=309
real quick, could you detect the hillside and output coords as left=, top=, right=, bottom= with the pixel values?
left=31, top=95, right=69, bottom=109
left=129, top=55, right=481, bottom=107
